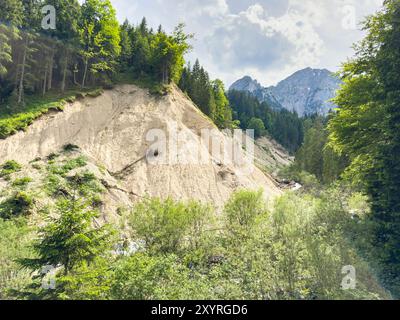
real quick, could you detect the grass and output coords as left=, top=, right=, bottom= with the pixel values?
left=0, top=192, right=34, bottom=219
left=0, top=160, right=22, bottom=179
left=0, top=74, right=169, bottom=140
left=0, top=88, right=103, bottom=139
left=12, top=177, right=33, bottom=189
left=47, top=156, right=87, bottom=177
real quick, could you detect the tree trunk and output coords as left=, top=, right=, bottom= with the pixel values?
left=47, top=44, right=55, bottom=91
left=17, top=38, right=28, bottom=104
left=61, top=54, right=68, bottom=93
left=43, top=62, right=48, bottom=96
left=73, top=64, right=79, bottom=86
left=81, top=57, right=88, bottom=88
left=14, top=53, right=20, bottom=88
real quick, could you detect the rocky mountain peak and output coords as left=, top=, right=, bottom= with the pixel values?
left=229, top=68, right=341, bottom=116
left=230, top=76, right=262, bottom=93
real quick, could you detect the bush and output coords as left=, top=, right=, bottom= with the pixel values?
left=115, top=190, right=388, bottom=300
left=62, top=144, right=80, bottom=153
left=0, top=192, right=34, bottom=219
left=279, top=164, right=319, bottom=190
left=110, top=253, right=210, bottom=300
left=224, top=189, right=266, bottom=235
left=128, top=198, right=212, bottom=254
left=12, top=177, right=33, bottom=189
left=0, top=218, right=33, bottom=299
left=0, top=160, right=22, bottom=178
left=47, top=156, right=87, bottom=176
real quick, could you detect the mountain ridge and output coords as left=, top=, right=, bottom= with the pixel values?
left=229, top=67, right=341, bottom=116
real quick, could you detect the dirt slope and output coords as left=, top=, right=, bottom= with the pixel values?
left=254, top=136, right=294, bottom=175
left=0, top=84, right=281, bottom=212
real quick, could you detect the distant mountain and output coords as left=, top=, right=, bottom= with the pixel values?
left=229, top=68, right=341, bottom=116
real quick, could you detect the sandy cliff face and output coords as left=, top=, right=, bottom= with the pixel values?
left=0, top=84, right=281, bottom=213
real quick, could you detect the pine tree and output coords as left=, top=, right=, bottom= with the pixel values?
left=119, top=19, right=132, bottom=70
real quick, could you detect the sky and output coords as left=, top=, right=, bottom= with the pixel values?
left=109, top=0, right=384, bottom=87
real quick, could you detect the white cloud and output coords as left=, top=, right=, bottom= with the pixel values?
left=109, top=0, right=383, bottom=86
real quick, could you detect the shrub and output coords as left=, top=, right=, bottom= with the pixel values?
left=0, top=192, right=34, bottom=219
left=67, top=172, right=103, bottom=197
left=110, top=253, right=210, bottom=300
left=0, top=160, right=22, bottom=178
left=223, top=189, right=266, bottom=235
left=48, top=156, right=87, bottom=176
left=129, top=198, right=212, bottom=254
left=279, top=164, right=319, bottom=190
left=12, top=177, right=33, bottom=189
left=62, top=144, right=80, bottom=153
left=47, top=153, right=58, bottom=161
left=0, top=218, right=33, bottom=299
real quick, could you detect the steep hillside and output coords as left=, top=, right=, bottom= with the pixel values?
left=230, top=68, right=341, bottom=116
left=254, top=136, right=294, bottom=175
left=0, top=84, right=281, bottom=215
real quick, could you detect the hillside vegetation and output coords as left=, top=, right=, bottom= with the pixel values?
left=0, top=0, right=399, bottom=300
left=0, top=152, right=389, bottom=299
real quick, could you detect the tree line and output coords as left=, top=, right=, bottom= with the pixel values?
left=327, top=0, right=400, bottom=297
left=288, top=115, right=348, bottom=185
left=227, top=89, right=304, bottom=153
left=283, top=0, right=400, bottom=298
left=179, top=60, right=236, bottom=129
left=0, top=0, right=192, bottom=107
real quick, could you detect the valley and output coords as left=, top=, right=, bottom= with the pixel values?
left=0, top=0, right=399, bottom=301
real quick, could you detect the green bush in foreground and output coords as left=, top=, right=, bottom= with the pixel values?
left=0, top=218, right=34, bottom=299
left=2, top=188, right=389, bottom=300
left=113, top=190, right=389, bottom=300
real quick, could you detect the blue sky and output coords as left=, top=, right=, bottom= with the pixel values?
left=109, top=0, right=383, bottom=87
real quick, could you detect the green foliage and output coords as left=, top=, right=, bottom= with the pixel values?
left=45, top=158, right=102, bottom=200
left=116, top=19, right=193, bottom=86
left=295, top=116, right=348, bottom=184
left=0, top=218, right=33, bottom=299
left=0, top=160, right=22, bottom=178
left=328, top=0, right=400, bottom=296
left=0, top=185, right=387, bottom=300
left=21, top=196, right=114, bottom=277
left=128, top=198, right=212, bottom=254
left=47, top=257, right=114, bottom=300
left=109, top=190, right=388, bottom=300
left=224, top=189, right=266, bottom=236
left=247, top=118, right=266, bottom=138
left=179, top=60, right=234, bottom=128
left=0, top=192, right=34, bottom=219
left=279, top=165, right=320, bottom=190
left=12, top=177, right=33, bottom=189
left=228, top=90, right=304, bottom=153
left=62, top=144, right=80, bottom=153
left=47, top=156, right=87, bottom=177
left=0, top=89, right=102, bottom=139
left=149, top=23, right=192, bottom=84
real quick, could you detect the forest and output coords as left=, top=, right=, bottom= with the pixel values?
left=0, top=0, right=399, bottom=300
left=227, top=89, right=305, bottom=153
